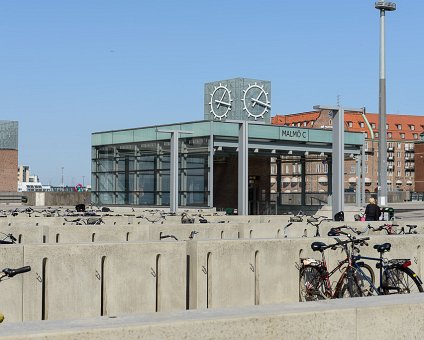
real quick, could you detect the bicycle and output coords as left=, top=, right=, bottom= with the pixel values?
left=0, top=265, right=31, bottom=323
left=298, top=234, right=373, bottom=301
left=349, top=242, right=424, bottom=296
left=0, top=232, right=17, bottom=244
left=365, top=223, right=417, bottom=235
left=398, top=224, right=418, bottom=235
left=334, top=223, right=416, bottom=236
left=325, top=226, right=424, bottom=296
left=306, top=215, right=332, bottom=237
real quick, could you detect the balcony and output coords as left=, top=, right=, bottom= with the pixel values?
left=387, top=147, right=394, bottom=152
left=405, top=148, right=414, bottom=153
left=387, top=156, right=394, bottom=161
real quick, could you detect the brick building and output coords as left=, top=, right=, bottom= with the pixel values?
left=272, top=110, right=424, bottom=193
left=0, top=121, right=18, bottom=192
left=414, top=135, right=424, bottom=192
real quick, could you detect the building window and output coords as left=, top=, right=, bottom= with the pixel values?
left=397, top=152, right=401, bottom=157
left=397, top=124, right=402, bottom=130
left=387, top=132, right=392, bottom=138
left=365, top=165, right=368, bottom=174
left=413, top=133, right=418, bottom=139
left=359, top=122, right=364, bottom=128
left=386, top=124, right=389, bottom=129
left=397, top=143, right=401, bottom=149
left=348, top=121, right=353, bottom=128
left=397, top=170, right=401, bottom=177
left=303, top=121, right=307, bottom=127
left=375, top=132, right=379, bottom=138
left=329, top=119, right=332, bottom=125
left=410, top=125, right=415, bottom=131
left=371, top=123, right=376, bottom=129
left=400, top=133, right=405, bottom=139
left=397, top=161, right=401, bottom=167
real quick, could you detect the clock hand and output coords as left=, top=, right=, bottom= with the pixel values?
left=217, top=91, right=227, bottom=109
left=251, top=90, right=264, bottom=108
left=250, top=98, right=271, bottom=109
left=215, top=99, right=231, bottom=107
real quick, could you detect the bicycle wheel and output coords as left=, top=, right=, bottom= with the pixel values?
left=299, top=265, right=327, bottom=302
left=382, top=267, right=424, bottom=294
left=340, top=263, right=376, bottom=298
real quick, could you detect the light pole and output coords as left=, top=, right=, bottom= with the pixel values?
left=375, top=1, right=396, bottom=206
left=61, top=167, right=64, bottom=190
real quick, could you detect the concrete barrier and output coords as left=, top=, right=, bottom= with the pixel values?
left=1, top=217, right=424, bottom=324
left=1, top=294, right=424, bottom=339
left=0, top=242, right=186, bottom=323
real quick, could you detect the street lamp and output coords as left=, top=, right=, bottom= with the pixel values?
left=375, top=1, right=396, bottom=207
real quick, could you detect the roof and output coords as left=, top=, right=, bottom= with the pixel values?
left=273, top=111, right=424, bottom=141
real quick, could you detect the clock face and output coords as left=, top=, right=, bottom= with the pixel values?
left=242, top=83, right=271, bottom=120
left=209, top=83, right=232, bottom=120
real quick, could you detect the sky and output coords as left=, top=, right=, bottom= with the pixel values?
left=0, top=1, right=422, bottom=187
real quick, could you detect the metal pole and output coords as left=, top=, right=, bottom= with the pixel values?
left=238, top=121, right=249, bottom=215
left=375, top=1, right=396, bottom=206
left=355, top=156, right=361, bottom=207
left=332, top=108, right=345, bottom=218
left=156, top=129, right=193, bottom=214
left=378, top=7, right=388, bottom=206
left=361, top=145, right=366, bottom=206
left=170, top=132, right=179, bottom=214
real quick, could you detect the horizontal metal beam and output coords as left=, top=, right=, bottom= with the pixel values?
left=214, top=141, right=361, bottom=154
left=313, top=105, right=364, bottom=112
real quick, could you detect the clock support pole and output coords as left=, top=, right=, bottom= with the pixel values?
left=238, top=121, right=249, bottom=216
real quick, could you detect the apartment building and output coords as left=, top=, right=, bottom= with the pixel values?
left=272, top=110, right=423, bottom=193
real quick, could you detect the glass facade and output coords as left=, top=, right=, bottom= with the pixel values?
left=0, top=121, right=18, bottom=150
left=92, top=137, right=210, bottom=206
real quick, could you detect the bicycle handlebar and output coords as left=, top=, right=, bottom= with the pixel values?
left=2, top=266, right=31, bottom=278
left=327, top=237, right=370, bottom=250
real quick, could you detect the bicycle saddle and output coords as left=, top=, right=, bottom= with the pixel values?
left=373, top=242, right=391, bottom=253
left=327, top=229, right=340, bottom=237
left=311, top=241, right=327, bottom=252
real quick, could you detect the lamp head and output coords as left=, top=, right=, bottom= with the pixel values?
left=375, top=1, right=396, bottom=11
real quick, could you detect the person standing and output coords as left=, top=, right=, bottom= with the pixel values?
left=365, top=197, right=381, bottom=221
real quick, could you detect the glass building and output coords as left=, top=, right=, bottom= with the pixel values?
left=91, top=120, right=365, bottom=213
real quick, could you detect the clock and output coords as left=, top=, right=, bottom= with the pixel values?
left=241, top=82, right=271, bottom=120
left=209, top=83, right=233, bottom=120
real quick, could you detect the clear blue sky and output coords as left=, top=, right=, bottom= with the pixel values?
left=0, top=1, right=422, bottom=186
